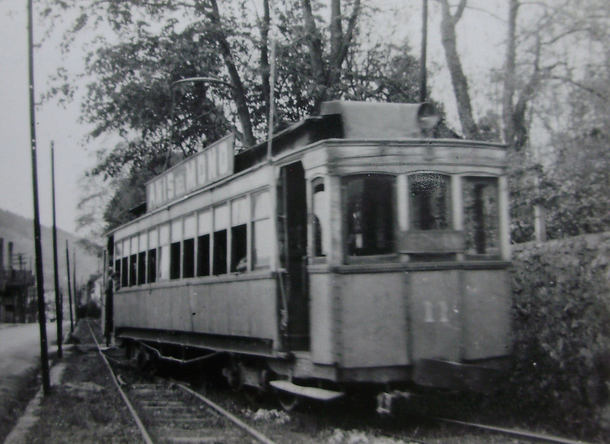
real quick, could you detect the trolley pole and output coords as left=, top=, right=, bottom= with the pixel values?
left=27, top=0, right=51, bottom=396
left=51, top=142, right=63, bottom=358
left=66, top=240, right=74, bottom=333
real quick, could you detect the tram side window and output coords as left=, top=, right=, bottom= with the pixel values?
left=409, top=173, right=451, bottom=230
left=147, top=228, right=157, bottom=283
left=183, top=239, right=195, bottom=278
left=129, top=237, right=138, bottom=287
left=213, top=230, right=228, bottom=275
left=231, top=225, right=247, bottom=272
left=129, top=253, right=137, bottom=287
left=138, top=232, right=147, bottom=285
left=170, top=220, right=182, bottom=280
left=114, top=259, right=121, bottom=288
left=213, top=204, right=229, bottom=275
left=463, top=177, right=500, bottom=255
left=345, top=174, right=395, bottom=256
left=158, top=224, right=170, bottom=281
left=121, top=239, right=130, bottom=287
left=197, top=210, right=211, bottom=277
left=170, top=242, right=181, bottom=279
left=197, top=234, right=210, bottom=276
left=252, top=191, right=271, bottom=269
left=147, top=249, right=157, bottom=283
left=183, top=215, right=196, bottom=278
left=231, top=197, right=249, bottom=273
left=114, top=241, right=121, bottom=288
left=312, top=179, right=329, bottom=257
left=138, top=251, right=146, bottom=284
left=121, top=257, right=129, bottom=288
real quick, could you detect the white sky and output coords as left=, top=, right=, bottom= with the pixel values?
left=0, top=0, right=507, bottom=235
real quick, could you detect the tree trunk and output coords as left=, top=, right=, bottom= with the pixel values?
left=438, top=0, right=478, bottom=139
left=207, top=0, right=256, bottom=147
left=503, top=0, right=519, bottom=149
left=260, top=0, right=271, bottom=123
left=301, top=0, right=327, bottom=110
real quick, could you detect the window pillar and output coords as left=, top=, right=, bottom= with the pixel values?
left=498, top=175, right=511, bottom=261
left=397, top=174, right=409, bottom=232
left=328, top=175, right=343, bottom=266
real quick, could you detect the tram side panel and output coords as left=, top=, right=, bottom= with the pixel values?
left=114, top=275, right=280, bottom=354
left=332, top=271, right=410, bottom=371
left=462, top=269, right=511, bottom=360
left=316, top=266, right=511, bottom=385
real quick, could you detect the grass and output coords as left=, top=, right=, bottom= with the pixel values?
left=23, top=321, right=141, bottom=444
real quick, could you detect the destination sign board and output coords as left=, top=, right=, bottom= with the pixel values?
left=147, top=134, right=235, bottom=211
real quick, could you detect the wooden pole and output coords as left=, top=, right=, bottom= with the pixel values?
left=73, top=249, right=77, bottom=314
left=419, top=0, right=428, bottom=103
left=27, top=0, right=51, bottom=396
left=51, top=142, right=63, bottom=358
left=66, top=240, right=74, bottom=333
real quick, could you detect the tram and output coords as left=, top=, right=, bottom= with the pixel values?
left=106, top=101, right=512, bottom=411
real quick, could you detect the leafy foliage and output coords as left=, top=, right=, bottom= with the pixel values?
left=508, top=236, right=610, bottom=439
left=46, top=0, right=452, bottom=233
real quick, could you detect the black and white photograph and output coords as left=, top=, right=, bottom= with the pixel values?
left=0, top=0, right=609, bottom=443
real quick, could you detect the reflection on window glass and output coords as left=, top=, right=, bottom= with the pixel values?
left=346, top=174, right=395, bottom=256
left=312, top=179, right=329, bottom=257
left=410, top=174, right=450, bottom=230
left=463, top=177, right=500, bottom=255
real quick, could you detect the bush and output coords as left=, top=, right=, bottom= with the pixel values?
left=507, top=233, right=610, bottom=440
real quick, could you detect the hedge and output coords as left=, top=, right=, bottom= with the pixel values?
left=508, top=233, right=610, bottom=439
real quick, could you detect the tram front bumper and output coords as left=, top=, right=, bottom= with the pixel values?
left=412, top=358, right=509, bottom=394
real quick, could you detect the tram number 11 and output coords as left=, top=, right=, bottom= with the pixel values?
left=423, top=301, right=450, bottom=323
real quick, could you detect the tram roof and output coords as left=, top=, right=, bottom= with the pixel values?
left=106, top=101, right=505, bottom=238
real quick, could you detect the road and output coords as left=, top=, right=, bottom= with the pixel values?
left=0, top=322, right=66, bottom=416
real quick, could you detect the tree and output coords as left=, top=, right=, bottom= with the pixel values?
left=44, top=0, right=438, bottom=232
left=435, top=0, right=478, bottom=139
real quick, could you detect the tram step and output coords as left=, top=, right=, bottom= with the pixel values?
left=269, top=380, right=344, bottom=401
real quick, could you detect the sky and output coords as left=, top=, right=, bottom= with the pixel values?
left=0, top=0, right=507, bottom=236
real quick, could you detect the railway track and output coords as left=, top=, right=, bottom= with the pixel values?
left=87, top=322, right=276, bottom=444
left=86, top=321, right=598, bottom=444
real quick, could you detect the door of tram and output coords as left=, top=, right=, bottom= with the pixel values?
left=278, top=162, right=310, bottom=351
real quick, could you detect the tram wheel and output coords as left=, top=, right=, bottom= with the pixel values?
left=277, top=391, right=300, bottom=412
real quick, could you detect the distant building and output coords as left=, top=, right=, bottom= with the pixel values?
left=0, top=238, right=36, bottom=323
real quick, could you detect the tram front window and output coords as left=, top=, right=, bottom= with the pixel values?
left=312, top=179, right=329, bottom=257
left=345, top=174, right=395, bottom=256
left=409, top=173, right=451, bottom=230
left=463, top=177, right=500, bottom=256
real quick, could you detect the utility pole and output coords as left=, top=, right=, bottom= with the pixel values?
left=73, top=249, right=77, bottom=315
left=66, top=240, right=74, bottom=333
left=27, top=0, right=51, bottom=396
left=51, top=142, right=63, bottom=358
left=419, top=0, right=428, bottom=103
